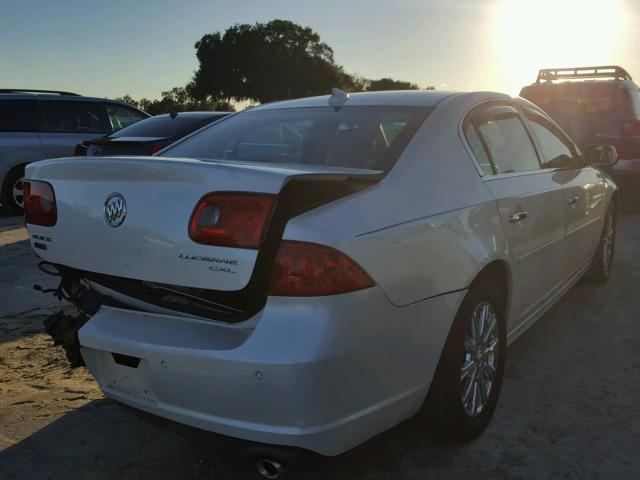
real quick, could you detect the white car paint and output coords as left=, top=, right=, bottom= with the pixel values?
left=25, top=90, right=617, bottom=455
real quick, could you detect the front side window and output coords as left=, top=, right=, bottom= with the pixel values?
left=464, top=104, right=540, bottom=174
left=41, top=101, right=105, bottom=134
left=104, top=103, right=148, bottom=132
left=160, top=106, right=432, bottom=171
left=0, top=100, right=38, bottom=132
left=523, top=107, right=581, bottom=169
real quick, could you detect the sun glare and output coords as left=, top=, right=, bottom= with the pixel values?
left=495, top=0, right=625, bottom=94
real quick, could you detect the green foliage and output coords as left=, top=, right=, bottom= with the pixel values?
left=115, top=88, right=235, bottom=115
left=364, top=78, right=420, bottom=91
left=189, top=19, right=356, bottom=103
left=116, top=20, right=430, bottom=112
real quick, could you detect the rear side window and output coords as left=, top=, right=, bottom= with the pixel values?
left=41, top=101, right=105, bottom=134
left=522, top=83, right=623, bottom=141
left=464, top=104, right=540, bottom=174
left=463, top=123, right=493, bottom=175
left=104, top=103, right=148, bottom=132
left=161, top=106, right=432, bottom=171
left=110, top=114, right=223, bottom=139
left=0, top=100, right=38, bottom=132
left=523, top=107, right=581, bottom=169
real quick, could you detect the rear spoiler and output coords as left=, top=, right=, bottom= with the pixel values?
left=535, top=66, right=632, bottom=84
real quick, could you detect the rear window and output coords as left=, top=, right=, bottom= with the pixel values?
left=111, top=114, right=224, bottom=138
left=523, top=83, right=623, bottom=116
left=0, top=100, right=38, bottom=132
left=522, top=83, right=624, bottom=141
left=160, top=106, right=431, bottom=171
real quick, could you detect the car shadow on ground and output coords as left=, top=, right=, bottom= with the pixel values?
left=1, top=216, right=639, bottom=480
left=0, top=394, right=482, bottom=480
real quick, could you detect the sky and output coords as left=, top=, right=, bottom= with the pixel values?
left=1, top=0, right=639, bottom=100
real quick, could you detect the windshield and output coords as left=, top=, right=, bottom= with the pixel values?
left=111, top=114, right=226, bottom=139
left=160, top=106, right=432, bottom=171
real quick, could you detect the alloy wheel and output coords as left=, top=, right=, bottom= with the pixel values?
left=12, top=176, right=25, bottom=209
left=460, top=301, right=499, bottom=418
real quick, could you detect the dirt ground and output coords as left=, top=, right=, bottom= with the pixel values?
left=1, top=210, right=639, bottom=480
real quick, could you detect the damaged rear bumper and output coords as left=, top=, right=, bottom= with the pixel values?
left=73, top=288, right=462, bottom=456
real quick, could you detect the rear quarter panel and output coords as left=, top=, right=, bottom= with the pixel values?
left=283, top=93, right=511, bottom=306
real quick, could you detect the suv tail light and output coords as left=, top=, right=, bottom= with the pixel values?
left=74, top=144, right=87, bottom=156
left=622, top=120, right=640, bottom=136
left=270, top=241, right=374, bottom=296
left=189, top=193, right=276, bottom=248
left=24, top=180, right=57, bottom=226
left=149, top=142, right=167, bottom=155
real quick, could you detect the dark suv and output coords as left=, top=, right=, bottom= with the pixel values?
left=520, top=66, right=640, bottom=206
left=0, top=89, right=149, bottom=214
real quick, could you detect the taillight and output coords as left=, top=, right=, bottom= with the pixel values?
left=24, top=180, right=57, bottom=226
left=189, top=193, right=276, bottom=248
left=622, top=120, right=640, bottom=136
left=74, top=144, right=87, bottom=156
left=149, top=142, right=167, bottom=155
left=269, top=241, right=374, bottom=296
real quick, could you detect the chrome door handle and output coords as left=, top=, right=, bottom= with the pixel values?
left=509, top=211, right=528, bottom=223
left=568, top=196, right=579, bottom=206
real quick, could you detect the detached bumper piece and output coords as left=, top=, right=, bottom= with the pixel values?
left=40, top=278, right=106, bottom=368
left=43, top=311, right=87, bottom=368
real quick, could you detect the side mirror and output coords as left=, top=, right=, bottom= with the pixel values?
left=583, top=144, right=618, bottom=167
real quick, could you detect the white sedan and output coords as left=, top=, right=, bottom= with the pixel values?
left=24, top=90, right=618, bottom=461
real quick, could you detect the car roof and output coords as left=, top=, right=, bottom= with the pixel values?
left=522, top=79, right=639, bottom=94
left=149, top=111, right=230, bottom=119
left=0, top=92, right=141, bottom=103
left=251, top=90, right=483, bottom=110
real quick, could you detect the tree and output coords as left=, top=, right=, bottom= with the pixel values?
left=365, top=78, right=420, bottom=91
left=115, top=88, right=235, bottom=115
left=114, top=94, right=140, bottom=108
left=189, top=20, right=355, bottom=104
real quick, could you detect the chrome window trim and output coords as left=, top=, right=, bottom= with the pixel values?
left=458, top=99, right=544, bottom=180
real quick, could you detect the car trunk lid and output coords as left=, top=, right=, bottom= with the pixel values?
left=25, top=156, right=380, bottom=319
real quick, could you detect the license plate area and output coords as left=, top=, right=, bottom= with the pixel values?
left=90, top=350, right=156, bottom=401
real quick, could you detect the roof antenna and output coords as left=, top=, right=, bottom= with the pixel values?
left=328, top=88, right=349, bottom=106
left=169, top=111, right=178, bottom=119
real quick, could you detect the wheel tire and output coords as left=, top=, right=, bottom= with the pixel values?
left=585, top=202, right=617, bottom=284
left=425, top=280, right=507, bottom=442
left=2, top=166, right=26, bottom=215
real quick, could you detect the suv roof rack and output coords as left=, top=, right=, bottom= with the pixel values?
left=0, top=89, right=80, bottom=96
left=536, top=66, right=632, bottom=84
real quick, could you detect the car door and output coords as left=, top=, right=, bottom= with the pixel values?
left=463, top=102, right=567, bottom=325
left=38, top=100, right=107, bottom=158
left=521, top=104, right=607, bottom=272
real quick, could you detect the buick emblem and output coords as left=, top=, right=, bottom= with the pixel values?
left=104, top=193, right=127, bottom=228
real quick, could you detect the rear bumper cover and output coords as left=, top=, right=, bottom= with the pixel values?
left=78, top=288, right=463, bottom=455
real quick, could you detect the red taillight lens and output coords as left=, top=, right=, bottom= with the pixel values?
left=149, top=142, right=167, bottom=155
left=269, top=241, right=375, bottom=296
left=189, top=193, right=276, bottom=248
left=622, top=120, right=640, bottom=136
left=24, top=180, right=57, bottom=226
left=74, top=144, right=87, bottom=156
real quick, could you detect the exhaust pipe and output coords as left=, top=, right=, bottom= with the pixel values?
left=256, top=457, right=285, bottom=479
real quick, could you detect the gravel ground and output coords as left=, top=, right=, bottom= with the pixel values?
left=0, top=210, right=639, bottom=479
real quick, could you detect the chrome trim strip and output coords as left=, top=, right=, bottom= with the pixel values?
left=506, top=260, right=591, bottom=345
left=517, top=234, right=564, bottom=262
left=566, top=215, right=602, bottom=237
